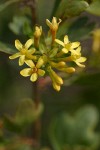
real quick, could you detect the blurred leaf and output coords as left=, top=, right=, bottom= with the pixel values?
left=15, top=99, right=43, bottom=126
left=73, top=72, right=100, bottom=87
left=86, top=0, right=100, bottom=16
left=0, top=41, right=17, bottom=54
left=55, top=0, right=89, bottom=18
left=4, top=99, right=43, bottom=132
left=6, top=137, right=33, bottom=150
left=0, top=0, right=20, bottom=12
left=49, top=106, right=99, bottom=150
left=23, top=22, right=33, bottom=37
left=4, top=115, right=22, bottom=133
left=67, top=17, right=95, bottom=41
left=9, top=16, right=32, bottom=36
left=51, top=0, right=61, bottom=18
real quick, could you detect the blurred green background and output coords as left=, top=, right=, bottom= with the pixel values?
left=0, top=0, right=100, bottom=150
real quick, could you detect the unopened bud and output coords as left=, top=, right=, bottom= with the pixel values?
left=50, top=69, right=63, bottom=85
left=53, top=82, right=61, bottom=91
left=34, top=26, right=42, bottom=38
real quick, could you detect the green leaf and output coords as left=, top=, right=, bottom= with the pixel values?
left=4, top=115, right=22, bottom=133
left=49, top=106, right=99, bottom=150
left=0, top=41, right=17, bottom=54
left=67, top=17, right=95, bottom=41
left=86, top=0, right=100, bottom=16
left=4, top=99, right=44, bottom=133
left=9, top=16, right=32, bottom=36
left=51, top=0, right=61, bottom=18
left=55, top=0, right=89, bottom=18
left=0, top=0, right=20, bottom=12
left=15, top=99, right=43, bottom=126
left=73, top=72, right=100, bottom=86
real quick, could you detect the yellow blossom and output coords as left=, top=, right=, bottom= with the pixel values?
left=46, top=17, right=61, bottom=44
left=55, top=35, right=80, bottom=54
left=9, top=39, right=36, bottom=66
left=46, top=17, right=61, bottom=32
left=20, top=58, right=45, bottom=82
left=71, top=46, right=86, bottom=67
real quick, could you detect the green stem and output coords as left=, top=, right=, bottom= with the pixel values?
left=33, top=80, right=41, bottom=148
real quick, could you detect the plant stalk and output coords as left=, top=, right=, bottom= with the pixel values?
left=33, top=80, right=41, bottom=148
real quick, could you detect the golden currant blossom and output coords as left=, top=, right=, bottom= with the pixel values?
left=20, top=58, right=45, bottom=82
left=46, top=17, right=61, bottom=43
left=9, top=17, right=87, bottom=91
left=9, top=39, right=36, bottom=66
left=46, top=17, right=61, bottom=33
left=55, top=35, right=80, bottom=54
left=64, top=46, right=86, bottom=68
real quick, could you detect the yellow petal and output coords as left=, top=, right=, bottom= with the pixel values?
left=9, top=52, right=21, bottom=59
left=77, top=57, right=87, bottom=63
left=19, top=55, right=25, bottom=66
left=25, top=60, right=35, bottom=68
left=52, top=17, right=57, bottom=24
left=46, top=19, right=52, bottom=28
left=58, top=18, right=62, bottom=25
left=75, top=61, right=85, bottom=68
left=28, top=48, right=36, bottom=54
left=64, top=35, right=69, bottom=44
left=62, top=48, right=68, bottom=53
left=20, top=68, right=32, bottom=77
left=76, top=46, right=81, bottom=53
left=36, top=57, right=44, bottom=68
left=15, top=40, right=23, bottom=51
left=25, top=39, right=33, bottom=49
left=30, top=73, right=38, bottom=82
left=55, top=39, right=64, bottom=47
left=71, top=42, right=80, bottom=48
left=38, top=69, right=45, bottom=76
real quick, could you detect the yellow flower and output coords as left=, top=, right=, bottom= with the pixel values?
left=46, top=17, right=61, bottom=32
left=55, top=35, right=80, bottom=54
left=71, top=46, right=86, bottom=68
left=20, top=58, right=45, bottom=82
left=9, top=39, right=36, bottom=66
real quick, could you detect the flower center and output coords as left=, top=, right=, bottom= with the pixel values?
left=32, top=67, right=38, bottom=73
left=21, top=47, right=27, bottom=55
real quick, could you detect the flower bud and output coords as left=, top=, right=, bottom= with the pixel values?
left=34, top=26, right=42, bottom=38
left=50, top=69, right=63, bottom=85
left=52, top=82, right=61, bottom=91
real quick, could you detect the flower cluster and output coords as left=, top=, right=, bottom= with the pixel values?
left=9, top=17, right=86, bottom=91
